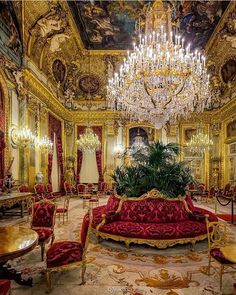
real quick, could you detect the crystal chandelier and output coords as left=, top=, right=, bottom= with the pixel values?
left=107, top=1, right=211, bottom=128
left=77, top=127, right=101, bottom=153
left=37, top=136, right=53, bottom=152
left=16, top=127, right=35, bottom=148
left=187, top=129, right=213, bottom=155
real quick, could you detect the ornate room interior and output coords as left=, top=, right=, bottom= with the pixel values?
left=0, top=1, right=236, bottom=294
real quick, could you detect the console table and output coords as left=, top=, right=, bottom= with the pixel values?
left=0, top=192, right=33, bottom=218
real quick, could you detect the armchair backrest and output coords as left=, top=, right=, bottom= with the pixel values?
left=188, top=183, right=195, bottom=191
left=64, top=181, right=73, bottom=194
left=206, top=217, right=228, bottom=250
left=77, top=184, right=86, bottom=194
left=46, top=183, right=53, bottom=193
left=198, top=183, right=205, bottom=192
left=224, top=183, right=231, bottom=193
left=19, top=184, right=29, bottom=192
left=34, top=183, right=45, bottom=195
left=209, top=187, right=215, bottom=196
left=80, top=210, right=92, bottom=252
left=86, top=183, right=94, bottom=193
left=31, top=199, right=57, bottom=228
left=99, top=181, right=107, bottom=193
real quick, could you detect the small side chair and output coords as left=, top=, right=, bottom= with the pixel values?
left=56, top=195, right=70, bottom=224
left=31, top=199, right=57, bottom=261
left=206, top=215, right=236, bottom=291
left=46, top=211, right=92, bottom=291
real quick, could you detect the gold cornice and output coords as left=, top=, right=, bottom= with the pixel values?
left=23, top=69, right=72, bottom=121
left=205, top=1, right=236, bottom=54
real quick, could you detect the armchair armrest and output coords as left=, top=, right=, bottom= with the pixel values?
left=188, top=210, right=206, bottom=222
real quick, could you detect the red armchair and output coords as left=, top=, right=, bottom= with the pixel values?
left=46, top=211, right=92, bottom=291
left=77, top=183, right=87, bottom=197
left=18, top=184, right=29, bottom=192
left=0, top=279, right=11, bottom=295
left=31, top=199, right=57, bottom=261
left=64, top=181, right=75, bottom=196
left=34, top=183, right=46, bottom=200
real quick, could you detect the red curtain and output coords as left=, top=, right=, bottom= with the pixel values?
left=0, top=85, right=5, bottom=186
left=92, top=126, right=104, bottom=183
left=48, top=114, right=64, bottom=191
left=56, top=137, right=64, bottom=191
left=77, top=126, right=86, bottom=184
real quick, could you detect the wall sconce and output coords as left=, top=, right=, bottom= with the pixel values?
left=114, top=144, right=125, bottom=159
left=36, top=136, right=53, bottom=153
left=11, top=126, right=35, bottom=148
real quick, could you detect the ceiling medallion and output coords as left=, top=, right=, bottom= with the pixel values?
left=78, top=74, right=100, bottom=95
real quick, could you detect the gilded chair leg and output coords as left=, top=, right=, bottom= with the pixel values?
left=58, top=213, right=60, bottom=222
left=80, top=263, right=86, bottom=285
left=207, top=255, right=212, bottom=275
left=219, top=265, right=224, bottom=291
left=67, top=212, right=69, bottom=221
left=63, top=213, right=65, bottom=225
left=41, top=244, right=45, bottom=261
left=190, top=241, right=195, bottom=252
left=51, top=234, right=55, bottom=245
left=46, top=271, right=52, bottom=292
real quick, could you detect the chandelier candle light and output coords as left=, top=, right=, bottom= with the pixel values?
left=37, top=136, right=53, bottom=152
left=16, top=127, right=35, bottom=148
left=187, top=129, right=213, bottom=155
left=77, top=127, right=101, bottom=153
left=107, top=1, right=211, bottom=128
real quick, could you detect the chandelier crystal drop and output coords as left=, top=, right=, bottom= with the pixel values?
left=187, top=130, right=213, bottom=155
left=107, top=2, right=211, bottom=128
left=16, top=127, right=35, bottom=148
left=37, top=136, right=53, bottom=152
left=77, top=127, right=101, bottom=153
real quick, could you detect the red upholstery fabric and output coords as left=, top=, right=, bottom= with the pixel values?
left=193, top=207, right=218, bottom=222
left=0, top=279, right=11, bottom=295
left=185, top=195, right=195, bottom=211
left=64, top=182, right=73, bottom=193
left=80, top=213, right=90, bottom=248
left=35, top=184, right=45, bottom=194
left=32, top=202, right=56, bottom=228
left=34, top=228, right=53, bottom=243
left=106, top=195, right=120, bottom=215
left=47, top=241, right=83, bottom=268
left=56, top=208, right=68, bottom=213
left=210, top=248, right=233, bottom=264
left=19, top=184, right=29, bottom=192
left=99, top=220, right=207, bottom=240
left=77, top=184, right=86, bottom=193
left=119, top=198, right=189, bottom=223
left=91, top=205, right=106, bottom=228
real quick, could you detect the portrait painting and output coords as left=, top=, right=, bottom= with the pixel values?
left=221, top=59, right=236, bottom=84
left=227, top=119, right=236, bottom=139
left=52, top=59, right=66, bottom=84
left=184, top=128, right=196, bottom=143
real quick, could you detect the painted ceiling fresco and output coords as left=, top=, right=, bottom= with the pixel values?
left=68, top=0, right=229, bottom=50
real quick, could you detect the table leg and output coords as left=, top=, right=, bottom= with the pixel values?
left=0, top=262, right=33, bottom=286
left=21, top=201, right=24, bottom=218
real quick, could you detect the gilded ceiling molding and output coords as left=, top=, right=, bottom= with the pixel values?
left=23, top=69, right=72, bottom=121
left=205, top=1, right=236, bottom=54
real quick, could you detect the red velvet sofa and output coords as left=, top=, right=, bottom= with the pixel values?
left=90, top=189, right=218, bottom=249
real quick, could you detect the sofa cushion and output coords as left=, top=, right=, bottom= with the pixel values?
left=47, top=241, right=83, bottom=268
left=185, top=195, right=195, bottom=211
left=99, top=220, right=207, bottom=240
left=119, top=198, right=189, bottom=223
left=193, top=207, right=218, bottom=222
left=34, top=228, right=53, bottom=243
left=106, top=195, right=120, bottom=215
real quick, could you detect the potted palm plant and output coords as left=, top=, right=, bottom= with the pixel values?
left=111, top=141, right=193, bottom=199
